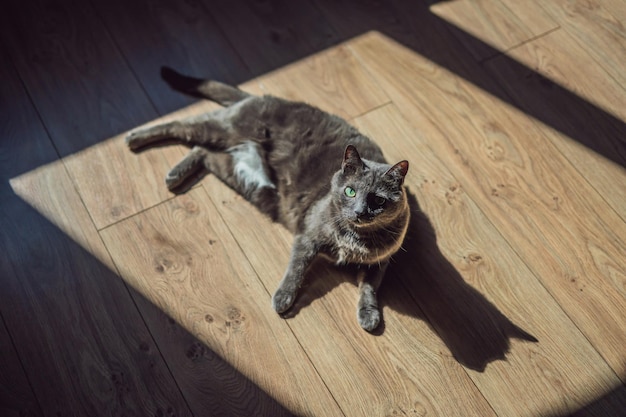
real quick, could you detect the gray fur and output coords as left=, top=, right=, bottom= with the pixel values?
left=126, top=67, right=410, bottom=331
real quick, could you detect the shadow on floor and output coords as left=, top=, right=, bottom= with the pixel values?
left=383, top=192, right=538, bottom=372
left=0, top=184, right=299, bottom=416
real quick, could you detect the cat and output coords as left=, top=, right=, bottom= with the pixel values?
left=126, top=67, right=410, bottom=331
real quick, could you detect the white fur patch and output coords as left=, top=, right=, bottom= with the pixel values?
left=227, top=140, right=275, bottom=193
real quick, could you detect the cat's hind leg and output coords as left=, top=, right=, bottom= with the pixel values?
left=165, top=146, right=209, bottom=192
left=202, top=142, right=279, bottom=220
left=126, top=100, right=265, bottom=152
left=125, top=115, right=233, bottom=152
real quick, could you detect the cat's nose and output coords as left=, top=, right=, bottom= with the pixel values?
left=354, top=208, right=366, bottom=219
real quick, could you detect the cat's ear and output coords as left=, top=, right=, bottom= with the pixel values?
left=384, top=160, right=409, bottom=185
left=342, top=145, right=364, bottom=174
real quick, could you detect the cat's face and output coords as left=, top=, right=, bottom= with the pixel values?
left=331, top=145, right=408, bottom=227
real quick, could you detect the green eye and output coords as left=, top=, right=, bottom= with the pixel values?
left=344, top=186, right=356, bottom=198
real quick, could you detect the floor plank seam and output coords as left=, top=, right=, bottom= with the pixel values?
left=95, top=190, right=189, bottom=233
left=347, top=100, right=394, bottom=123
left=0, top=312, right=46, bottom=416
left=479, top=26, right=562, bottom=65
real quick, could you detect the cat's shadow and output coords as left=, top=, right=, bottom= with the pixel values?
left=288, top=191, right=537, bottom=372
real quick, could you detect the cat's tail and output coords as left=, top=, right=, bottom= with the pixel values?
left=160, top=66, right=251, bottom=107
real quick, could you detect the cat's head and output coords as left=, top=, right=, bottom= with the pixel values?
left=331, top=145, right=409, bottom=228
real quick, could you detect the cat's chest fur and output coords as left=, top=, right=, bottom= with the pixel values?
left=320, top=218, right=408, bottom=266
left=328, top=228, right=370, bottom=265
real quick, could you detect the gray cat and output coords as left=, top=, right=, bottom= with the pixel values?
left=126, top=67, right=410, bottom=331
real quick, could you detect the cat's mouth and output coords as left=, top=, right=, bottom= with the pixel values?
left=353, top=215, right=374, bottom=226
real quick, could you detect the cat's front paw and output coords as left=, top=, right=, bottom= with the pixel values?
left=358, top=306, right=381, bottom=332
left=272, top=288, right=296, bottom=314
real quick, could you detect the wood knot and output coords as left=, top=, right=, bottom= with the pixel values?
left=110, top=206, right=124, bottom=218
left=154, top=406, right=175, bottom=417
left=153, top=256, right=174, bottom=273
left=490, top=183, right=505, bottom=197
left=183, top=199, right=199, bottom=214
left=445, top=183, right=461, bottom=205
left=465, top=253, right=483, bottom=264
left=486, top=142, right=505, bottom=161
left=225, top=306, right=245, bottom=328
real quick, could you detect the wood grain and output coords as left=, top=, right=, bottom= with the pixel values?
left=100, top=188, right=344, bottom=417
left=484, top=29, right=626, bottom=219
left=353, top=103, right=622, bottom=416
left=350, top=32, right=626, bottom=381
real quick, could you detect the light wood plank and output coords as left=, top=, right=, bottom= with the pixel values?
left=350, top=30, right=626, bottom=384
left=100, top=188, right=345, bottom=417
left=429, top=0, right=558, bottom=61
left=201, top=177, right=498, bottom=417
left=484, top=28, right=626, bottom=219
left=353, top=103, right=622, bottom=416
left=242, top=42, right=390, bottom=119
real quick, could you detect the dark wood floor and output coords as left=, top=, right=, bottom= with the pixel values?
left=1, top=0, right=625, bottom=416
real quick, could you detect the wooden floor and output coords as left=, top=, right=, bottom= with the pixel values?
left=1, top=0, right=625, bottom=416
